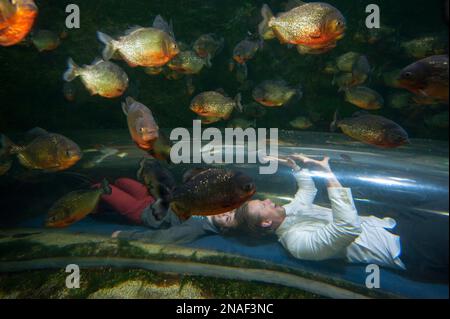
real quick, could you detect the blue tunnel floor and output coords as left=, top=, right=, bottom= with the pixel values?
left=17, top=214, right=449, bottom=299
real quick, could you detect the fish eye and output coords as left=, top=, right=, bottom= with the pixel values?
left=335, top=20, right=344, bottom=28
left=404, top=72, right=413, bottom=78
left=243, top=183, right=254, bottom=192
left=65, top=150, right=72, bottom=157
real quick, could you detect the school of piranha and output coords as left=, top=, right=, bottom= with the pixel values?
left=0, top=0, right=448, bottom=228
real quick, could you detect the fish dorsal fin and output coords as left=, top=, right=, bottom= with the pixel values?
left=124, top=26, right=143, bottom=36
left=152, top=15, right=175, bottom=39
left=91, top=58, right=104, bottom=65
left=214, top=88, right=227, bottom=95
left=27, top=127, right=49, bottom=138
left=182, top=167, right=209, bottom=184
left=284, top=0, right=307, bottom=11
left=125, top=96, right=136, bottom=106
left=121, top=97, right=136, bottom=115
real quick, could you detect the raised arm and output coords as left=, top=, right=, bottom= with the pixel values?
left=287, top=168, right=318, bottom=209
left=280, top=155, right=362, bottom=261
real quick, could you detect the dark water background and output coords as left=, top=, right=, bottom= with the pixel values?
left=0, top=0, right=448, bottom=139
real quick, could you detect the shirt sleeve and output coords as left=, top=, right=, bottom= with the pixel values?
left=283, top=169, right=318, bottom=214
left=117, top=219, right=212, bottom=245
left=280, top=187, right=362, bottom=261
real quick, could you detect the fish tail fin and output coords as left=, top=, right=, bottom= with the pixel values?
left=258, top=4, right=275, bottom=40
left=0, top=134, right=21, bottom=156
left=235, top=93, right=243, bottom=112
left=100, top=178, right=112, bottom=195
left=97, top=31, right=117, bottom=61
left=330, top=110, right=340, bottom=132
left=63, top=58, right=80, bottom=82
left=204, top=55, right=212, bottom=68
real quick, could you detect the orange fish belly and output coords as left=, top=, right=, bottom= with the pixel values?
left=0, top=6, right=37, bottom=47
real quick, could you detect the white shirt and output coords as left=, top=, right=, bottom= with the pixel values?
left=276, top=169, right=405, bottom=270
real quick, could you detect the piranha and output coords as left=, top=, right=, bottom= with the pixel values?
left=398, top=55, right=449, bottom=104
left=167, top=50, right=209, bottom=74
left=252, top=80, right=303, bottom=107
left=331, top=53, right=370, bottom=90
left=45, top=179, right=112, bottom=228
left=332, top=72, right=355, bottom=91
left=0, top=0, right=37, bottom=47
left=30, top=29, right=60, bottom=52
left=62, top=82, right=76, bottom=102
left=401, top=36, right=448, bottom=59
left=290, top=116, right=313, bottom=129
left=193, top=33, right=224, bottom=64
left=232, top=38, right=262, bottom=65
left=352, top=54, right=371, bottom=85
left=169, top=168, right=256, bottom=220
left=387, top=92, right=414, bottom=110
left=0, top=128, right=82, bottom=174
left=97, top=15, right=179, bottom=67
left=344, top=86, right=384, bottom=110
left=331, top=111, right=410, bottom=148
left=258, top=1, right=346, bottom=53
left=190, top=91, right=243, bottom=124
left=122, top=97, right=159, bottom=151
left=63, top=58, right=129, bottom=99
left=335, top=52, right=361, bottom=72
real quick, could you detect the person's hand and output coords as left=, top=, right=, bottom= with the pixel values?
left=291, top=154, right=332, bottom=173
left=263, top=155, right=301, bottom=170
left=111, top=231, right=122, bottom=238
left=283, top=157, right=299, bottom=170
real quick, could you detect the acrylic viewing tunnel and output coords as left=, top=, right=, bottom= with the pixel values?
left=0, top=130, right=447, bottom=299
